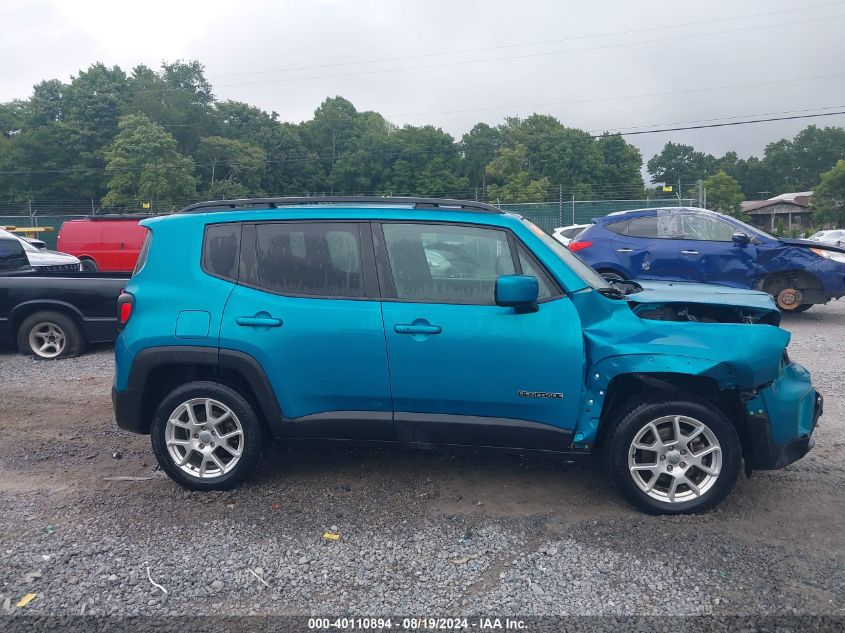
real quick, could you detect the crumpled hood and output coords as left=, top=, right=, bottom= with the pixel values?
left=779, top=237, right=845, bottom=253
left=628, top=280, right=779, bottom=315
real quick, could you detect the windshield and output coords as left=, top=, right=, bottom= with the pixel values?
left=521, top=218, right=611, bottom=290
left=0, top=228, right=38, bottom=252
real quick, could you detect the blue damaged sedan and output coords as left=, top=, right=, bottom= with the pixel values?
left=571, top=207, right=845, bottom=312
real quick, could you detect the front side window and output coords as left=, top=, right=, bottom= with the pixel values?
left=681, top=213, right=736, bottom=242
left=382, top=223, right=515, bottom=304
left=516, top=243, right=553, bottom=300
left=253, top=222, right=364, bottom=297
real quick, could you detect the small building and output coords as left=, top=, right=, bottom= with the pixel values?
left=741, top=192, right=813, bottom=233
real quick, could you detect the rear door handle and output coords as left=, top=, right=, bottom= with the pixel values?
left=394, top=324, right=442, bottom=335
left=680, top=250, right=699, bottom=255
left=237, top=316, right=282, bottom=327
left=616, top=248, right=634, bottom=253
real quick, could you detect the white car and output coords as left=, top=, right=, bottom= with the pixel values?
left=552, top=223, right=592, bottom=247
left=0, top=228, right=82, bottom=272
left=809, top=229, right=844, bottom=248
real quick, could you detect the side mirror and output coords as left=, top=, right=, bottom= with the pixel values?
left=732, top=232, right=750, bottom=245
left=495, top=275, right=539, bottom=313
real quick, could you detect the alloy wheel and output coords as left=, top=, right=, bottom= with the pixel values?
left=628, top=415, right=722, bottom=504
left=165, top=398, right=244, bottom=479
left=28, top=322, right=66, bottom=359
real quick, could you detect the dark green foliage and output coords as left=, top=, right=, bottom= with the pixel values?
left=3, top=59, right=844, bottom=214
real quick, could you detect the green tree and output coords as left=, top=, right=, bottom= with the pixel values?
left=485, top=144, right=550, bottom=203
left=459, top=123, right=502, bottom=193
left=195, top=135, right=266, bottom=195
left=102, top=114, right=197, bottom=211
left=811, top=159, right=845, bottom=226
left=647, top=142, right=716, bottom=188
left=595, top=133, right=644, bottom=198
left=702, top=170, right=744, bottom=216
left=762, top=125, right=845, bottom=193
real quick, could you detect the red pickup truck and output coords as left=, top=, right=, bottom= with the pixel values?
left=57, top=215, right=150, bottom=272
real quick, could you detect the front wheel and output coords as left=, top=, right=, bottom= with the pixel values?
left=606, top=396, right=741, bottom=514
left=79, top=258, right=98, bottom=272
left=151, top=381, right=264, bottom=491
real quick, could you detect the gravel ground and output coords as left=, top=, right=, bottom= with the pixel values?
left=0, top=303, right=843, bottom=619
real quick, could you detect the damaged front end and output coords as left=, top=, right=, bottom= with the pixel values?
left=626, top=280, right=781, bottom=326
left=570, top=281, right=820, bottom=472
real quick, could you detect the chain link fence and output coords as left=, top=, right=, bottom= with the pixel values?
left=0, top=198, right=698, bottom=250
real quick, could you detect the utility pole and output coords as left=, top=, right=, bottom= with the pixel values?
left=676, top=178, right=682, bottom=204
left=474, top=186, right=479, bottom=202
left=697, top=180, right=703, bottom=208
left=27, top=198, right=33, bottom=225
left=571, top=194, right=576, bottom=225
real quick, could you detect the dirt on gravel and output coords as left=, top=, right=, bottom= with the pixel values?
left=0, top=302, right=843, bottom=617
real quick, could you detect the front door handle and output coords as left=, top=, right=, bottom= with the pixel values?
left=680, top=250, right=699, bottom=255
left=237, top=316, right=282, bottom=327
left=616, top=248, right=634, bottom=253
left=394, top=323, right=442, bottom=335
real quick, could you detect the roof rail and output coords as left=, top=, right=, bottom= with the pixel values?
left=178, top=196, right=504, bottom=215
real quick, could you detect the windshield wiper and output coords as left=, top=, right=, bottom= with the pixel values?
left=598, top=286, right=626, bottom=299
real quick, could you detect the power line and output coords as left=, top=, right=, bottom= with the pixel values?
left=612, top=110, right=845, bottom=136
left=214, top=13, right=845, bottom=89
left=206, top=2, right=845, bottom=80
left=386, top=72, right=845, bottom=118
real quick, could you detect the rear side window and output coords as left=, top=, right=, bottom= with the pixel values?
left=627, top=216, right=659, bottom=238
left=133, top=229, right=151, bottom=275
left=252, top=222, right=364, bottom=297
left=605, top=220, right=630, bottom=235
left=202, top=223, right=241, bottom=281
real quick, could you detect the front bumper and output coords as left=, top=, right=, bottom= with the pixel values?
left=746, top=371, right=822, bottom=470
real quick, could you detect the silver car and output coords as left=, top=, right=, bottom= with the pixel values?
left=0, top=228, right=82, bottom=272
left=809, top=229, right=845, bottom=248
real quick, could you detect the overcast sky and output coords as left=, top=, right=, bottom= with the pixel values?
left=3, top=0, right=845, bottom=166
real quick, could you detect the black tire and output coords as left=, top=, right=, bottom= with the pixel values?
left=605, top=395, right=741, bottom=515
left=790, top=303, right=813, bottom=313
left=79, top=258, right=98, bottom=272
left=151, top=381, right=264, bottom=491
left=16, top=310, right=85, bottom=359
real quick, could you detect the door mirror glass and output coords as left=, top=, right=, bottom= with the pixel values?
left=495, top=275, right=539, bottom=312
left=732, top=232, right=750, bottom=245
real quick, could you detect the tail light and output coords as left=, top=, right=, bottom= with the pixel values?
left=117, top=292, right=134, bottom=330
left=568, top=241, right=593, bottom=252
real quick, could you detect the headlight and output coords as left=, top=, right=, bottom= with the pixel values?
left=810, top=248, right=845, bottom=264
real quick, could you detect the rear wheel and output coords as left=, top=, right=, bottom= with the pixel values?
left=606, top=395, right=741, bottom=514
left=79, top=258, right=98, bottom=272
left=17, top=310, right=85, bottom=359
left=150, top=381, right=264, bottom=491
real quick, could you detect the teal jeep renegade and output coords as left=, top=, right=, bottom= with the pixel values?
left=112, top=197, right=822, bottom=514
